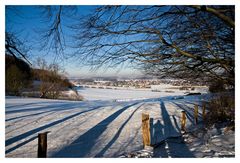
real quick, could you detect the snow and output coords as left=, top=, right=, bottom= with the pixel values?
left=5, top=89, right=234, bottom=158
left=76, top=87, right=186, bottom=101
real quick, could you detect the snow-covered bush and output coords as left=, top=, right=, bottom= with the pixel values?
left=58, top=90, right=84, bottom=101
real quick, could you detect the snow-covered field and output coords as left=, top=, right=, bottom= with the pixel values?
left=76, top=87, right=186, bottom=101
left=5, top=89, right=234, bottom=158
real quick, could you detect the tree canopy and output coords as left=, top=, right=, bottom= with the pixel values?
left=71, top=5, right=234, bottom=86
left=5, top=5, right=235, bottom=86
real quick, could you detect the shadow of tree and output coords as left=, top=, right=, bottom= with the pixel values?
left=152, top=101, right=195, bottom=158
left=5, top=105, right=103, bottom=147
left=5, top=101, right=106, bottom=114
left=95, top=103, right=143, bottom=157
left=172, top=102, right=195, bottom=124
left=52, top=102, right=139, bottom=157
left=6, top=110, right=53, bottom=122
left=5, top=135, right=38, bottom=154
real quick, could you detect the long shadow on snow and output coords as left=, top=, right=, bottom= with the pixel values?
left=160, top=101, right=180, bottom=137
left=172, top=115, right=181, bottom=133
left=5, top=102, right=86, bottom=114
left=5, top=135, right=38, bottom=154
left=95, top=103, right=143, bottom=157
left=5, top=100, right=113, bottom=114
left=5, top=101, right=60, bottom=110
left=171, top=102, right=195, bottom=124
left=153, top=101, right=194, bottom=158
left=183, top=101, right=204, bottom=109
left=6, top=106, right=101, bottom=154
left=116, top=126, right=142, bottom=156
left=5, top=106, right=103, bottom=147
left=5, top=110, right=54, bottom=122
left=52, top=102, right=139, bottom=158
left=5, top=101, right=110, bottom=122
left=5, top=103, right=94, bottom=122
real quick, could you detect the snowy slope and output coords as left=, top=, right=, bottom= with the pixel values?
left=5, top=93, right=213, bottom=158
left=5, top=90, right=232, bottom=157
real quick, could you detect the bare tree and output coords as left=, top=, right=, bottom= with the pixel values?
left=69, top=5, right=234, bottom=86
left=5, top=32, right=32, bottom=65
left=6, top=5, right=235, bottom=87
left=5, top=6, right=33, bottom=65
left=35, top=58, right=66, bottom=98
left=37, top=6, right=78, bottom=60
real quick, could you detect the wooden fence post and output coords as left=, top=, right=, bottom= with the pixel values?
left=142, top=113, right=150, bottom=147
left=181, top=111, right=186, bottom=131
left=38, top=132, right=48, bottom=158
left=194, top=105, right=198, bottom=125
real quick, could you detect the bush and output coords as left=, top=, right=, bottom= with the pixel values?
left=58, top=90, right=84, bottom=101
left=21, top=91, right=41, bottom=98
left=206, top=93, right=234, bottom=128
left=209, top=80, right=226, bottom=93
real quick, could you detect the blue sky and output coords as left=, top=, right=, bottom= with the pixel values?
left=6, top=5, right=142, bottom=78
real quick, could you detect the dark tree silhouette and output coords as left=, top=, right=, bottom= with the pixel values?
left=5, top=32, right=31, bottom=65
left=6, top=5, right=235, bottom=87
left=69, top=5, right=234, bottom=86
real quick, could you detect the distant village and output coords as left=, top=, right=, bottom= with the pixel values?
left=70, top=78, right=208, bottom=92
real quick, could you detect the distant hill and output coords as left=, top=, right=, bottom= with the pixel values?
left=6, top=55, right=73, bottom=97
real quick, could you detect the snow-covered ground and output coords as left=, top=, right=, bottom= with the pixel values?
left=76, top=87, right=186, bottom=101
left=5, top=89, right=234, bottom=158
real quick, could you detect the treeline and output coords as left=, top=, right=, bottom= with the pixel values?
left=6, top=55, right=32, bottom=95
left=6, top=55, right=74, bottom=99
